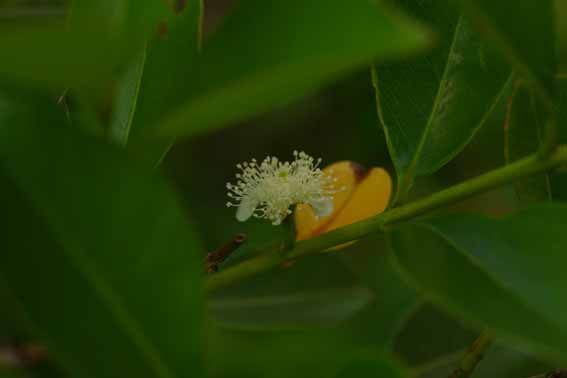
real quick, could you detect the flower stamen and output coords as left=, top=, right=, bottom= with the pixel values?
left=226, top=151, right=341, bottom=225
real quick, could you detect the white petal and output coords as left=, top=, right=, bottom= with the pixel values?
left=309, top=198, right=333, bottom=218
left=236, top=197, right=257, bottom=222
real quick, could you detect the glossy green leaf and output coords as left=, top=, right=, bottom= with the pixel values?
left=457, top=0, right=557, bottom=104
left=209, top=287, right=373, bottom=331
left=146, top=0, right=430, bottom=139
left=504, top=79, right=551, bottom=203
left=373, top=1, right=510, bottom=200
left=390, top=204, right=567, bottom=362
left=0, top=0, right=169, bottom=88
left=0, top=97, right=204, bottom=377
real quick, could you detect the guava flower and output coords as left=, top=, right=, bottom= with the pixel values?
left=226, top=151, right=340, bottom=225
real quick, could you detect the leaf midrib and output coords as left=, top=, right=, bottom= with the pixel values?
left=401, top=16, right=465, bottom=194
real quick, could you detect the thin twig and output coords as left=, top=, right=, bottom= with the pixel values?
left=448, top=331, right=493, bottom=378
left=206, top=234, right=247, bottom=273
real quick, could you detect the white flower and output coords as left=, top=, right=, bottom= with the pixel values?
left=226, top=151, right=340, bottom=226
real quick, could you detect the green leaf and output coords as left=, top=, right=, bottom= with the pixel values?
left=504, top=79, right=552, bottom=203
left=390, top=204, right=567, bottom=363
left=338, top=235, right=419, bottom=349
left=0, top=367, right=29, bottom=378
left=504, top=76, right=567, bottom=203
left=0, top=97, right=204, bottom=377
left=0, top=0, right=169, bottom=88
left=336, top=353, right=411, bottom=378
left=109, top=49, right=147, bottom=147
left=394, top=304, right=477, bottom=367
left=373, top=1, right=510, bottom=201
left=457, top=0, right=557, bottom=104
left=147, top=0, right=431, bottom=139
left=207, top=326, right=409, bottom=378
left=110, top=0, right=203, bottom=166
left=0, top=283, right=32, bottom=343
left=209, top=287, right=373, bottom=331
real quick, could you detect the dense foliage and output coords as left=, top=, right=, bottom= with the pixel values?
left=1, top=0, right=566, bottom=377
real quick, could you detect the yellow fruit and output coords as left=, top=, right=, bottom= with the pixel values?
left=294, top=162, right=392, bottom=247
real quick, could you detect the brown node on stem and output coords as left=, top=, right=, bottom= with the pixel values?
left=206, top=233, right=247, bottom=273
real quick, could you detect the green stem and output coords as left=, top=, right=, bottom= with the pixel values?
left=206, top=145, right=567, bottom=293
left=448, top=331, right=493, bottom=378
